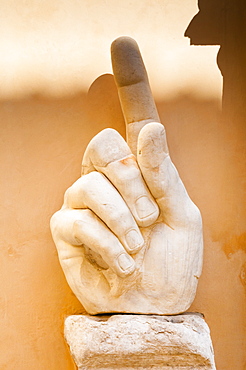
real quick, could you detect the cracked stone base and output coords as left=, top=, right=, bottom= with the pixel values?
left=64, top=313, right=216, bottom=369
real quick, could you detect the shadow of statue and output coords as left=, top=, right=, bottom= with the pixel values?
left=185, top=0, right=246, bottom=265
left=185, top=0, right=246, bottom=124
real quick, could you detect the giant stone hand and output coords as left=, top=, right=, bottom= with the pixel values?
left=50, top=37, right=203, bottom=315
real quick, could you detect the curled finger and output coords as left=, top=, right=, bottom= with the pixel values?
left=51, top=208, right=136, bottom=278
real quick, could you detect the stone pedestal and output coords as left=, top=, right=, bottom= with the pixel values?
left=64, top=313, right=216, bottom=369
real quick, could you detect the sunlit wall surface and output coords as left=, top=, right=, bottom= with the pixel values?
left=0, top=0, right=221, bottom=99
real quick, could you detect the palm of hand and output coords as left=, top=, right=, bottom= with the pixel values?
left=102, top=221, right=202, bottom=315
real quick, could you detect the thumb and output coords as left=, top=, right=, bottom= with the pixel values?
left=137, top=122, right=169, bottom=170
left=137, top=122, right=198, bottom=227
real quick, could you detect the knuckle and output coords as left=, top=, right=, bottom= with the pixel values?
left=108, top=208, right=132, bottom=230
left=87, top=129, right=131, bottom=167
left=187, top=202, right=202, bottom=226
left=81, top=171, right=102, bottom=187
left=50, top=210, right=61, bottom=230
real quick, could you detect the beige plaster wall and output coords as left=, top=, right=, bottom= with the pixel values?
left=0, top=1, right=245, bottom=369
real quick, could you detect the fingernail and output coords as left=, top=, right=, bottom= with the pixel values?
left=117, top=253, right=135, bottom=273
left=125, top=229, right=144, bottom=253
left=135, top=196, right=157, bottom=219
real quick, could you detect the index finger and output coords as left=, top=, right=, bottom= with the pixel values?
left=111, top=36, right=160, bottom=156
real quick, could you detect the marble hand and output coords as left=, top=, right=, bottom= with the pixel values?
left=50, top=37, right=203, bottom=315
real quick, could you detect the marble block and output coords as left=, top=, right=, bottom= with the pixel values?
left=64, top=313, right=216, bottom=369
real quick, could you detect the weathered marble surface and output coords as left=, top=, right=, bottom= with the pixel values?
left=50, top=37, right=203, bottom=315
left=64, top=313, right=216, bottom=369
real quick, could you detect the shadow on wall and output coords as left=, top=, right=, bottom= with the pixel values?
left=185, top=0, right=246, bottom=256
left=185, top=5, right=246, bottom=367
left=185, top=0, right=246, bottom=123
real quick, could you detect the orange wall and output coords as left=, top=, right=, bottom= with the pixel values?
left=0, top=1, right=245, bottom=369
